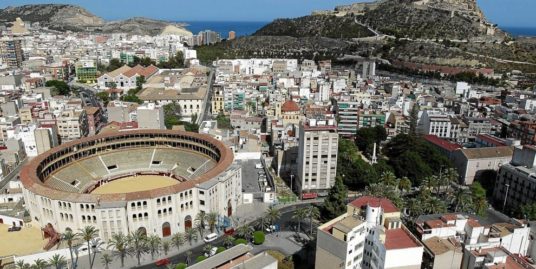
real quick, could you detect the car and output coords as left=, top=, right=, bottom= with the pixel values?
left=8, top=226, right=21, bottom=232
left=255, top=163, right=263, bottom=169
left=205, top=247, right=218, bottom=257
left=155, top=258, right=170, bottom=266
left=265, top=225, right=277, bottom=233
left=224, top=227, right=235, bottom=236
left=203, top=233, right=218, bottom=243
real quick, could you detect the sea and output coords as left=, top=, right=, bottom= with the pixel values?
left=502, top=27, right=536, bottom=37
left=180, top=21, right=536, bottom=39
left=181, top=21, right=269, bottom=38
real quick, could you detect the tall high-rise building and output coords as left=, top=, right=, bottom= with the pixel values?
left=228, top=31, right=236, bottom=40
left=296, top=117, right=338, bottom=197
left=0, top=37, right=24, bottom=68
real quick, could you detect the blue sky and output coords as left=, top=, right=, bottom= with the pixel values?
left=0, top=0, right=534, bottom=27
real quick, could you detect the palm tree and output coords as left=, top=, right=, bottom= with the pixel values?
left=452, top=188, right=473, bottom=212
left=48, top=254, right=67, bottom=269
left=184, top=228, right=198, bottom=246
left=78, top=226, right=99, bottom=269
left=171, top=232, right=185, bottom=251
left=61, top=229, right=78, bottom=269
left=203, top=244, right=213, bottom=256
left=427, top=197, right=447, bottom=214
left=186, top=250, right=193, bottom=265
left=398, top=177, right=412, bottom=193
left=206, top=212, right=218, bottom=233
left=101, top=253, right=113, bottom=269
left=162, top=241, right=170, bottom=256
left=195, top=211, right=206, bottom=230
left=307, top=205, right=321, bottom=236
left=195, top=221, right=205, bottom=238
left=236, top=223, right=253, bottom=242
left=474, top=196, right=488, bottom=216
left=127, top=230, right=148, bottom=266
left=380, top=171, right=398, bottom=186
left=15, top=260, right=30, bottom=269
left=223, top=235, right=235, bottom=248
left=31, top=259, right=48, bottom=269
left=265, top=207, right=281, bottom=227
left=147, top=235, right=162, bottom=260
left=107, top=232, right=129, bottom=268
left=292, top=207, right=308, bottom=234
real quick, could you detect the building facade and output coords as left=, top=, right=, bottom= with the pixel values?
left=297, top=118, right=338, bottom=196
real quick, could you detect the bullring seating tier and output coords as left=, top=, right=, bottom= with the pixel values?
left=44, top=148, right=217, bottom=193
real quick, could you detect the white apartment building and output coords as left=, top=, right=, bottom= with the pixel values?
left=57, top=109, right=88, bottom=142
left=316, top=196, right=424, bottom=269
left=297, top=117, right=338, bottom=196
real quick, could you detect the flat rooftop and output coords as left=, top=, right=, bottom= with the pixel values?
left=384, top=227, right=422, bottom=250
left=0, top=222, right=48, bottom=257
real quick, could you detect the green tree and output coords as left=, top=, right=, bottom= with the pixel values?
left=128, top=230, right=148, bottom=266
left=236, top=224, right=254, bottom=242
left=46, top=80, right=70, bottom=96
left=164, top=103, right=182, bottom=129
left=147, top=235, right=162, bottom=260
left=265, top=207, right=281, bottom=228
left=322, top=177, right=348, bottom=220
left=398, top=177, right=412, bottom=192
left=206, top=212, right=218, bottom=233
left=292, top=207, right=308, bottom=234
left=15, top=261, right=30, bottom=269
left=184, top=228, right=198, bottom=246
left=78, top=226, right=99, bottom=269
left=409, top=102, right=420, bottom=136
left=96, top=92, right=110, bottom=105
left=61, top=229, right=78, bottom=269
left=162, top=241, right=170, bottom=256
left=107, top=58, right=123, bottom=72
left=48, top=254, right=67, bottom=269
left=171, top=232, right=185, bottom=252
left=100, top=253, right=113, bottom=269
left=307, top=205, right=321, bottom=236
left=223, top=235, right=235, bottom=248
left=31, top=259, right=48, bottom=269
left=216, top=112, right=232, bottom=129
left=252, top=231, right=265, bottom=245
left=107, top=233, right=129, bottom=268
left=521, top=203, right=536, bottom=220
left=158, top=51, right=186, bottom=69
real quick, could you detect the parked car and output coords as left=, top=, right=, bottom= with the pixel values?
left=203, top=233, right=218, bottom=243
left=255, top=163, right=263, bottom=169
left=155, top=258, right=170, bottom=267
left=224, top=227, right=235, bottom=236
left=265, top=225, right=277, bottom=233
left=205, top=247, right=218, bottom=257
left=8, top=226, right=21, bottom=232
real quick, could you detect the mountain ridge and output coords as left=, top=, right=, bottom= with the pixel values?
left=0, top=4, right=191, bottom=36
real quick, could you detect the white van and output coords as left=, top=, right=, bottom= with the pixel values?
left=203, top=233, right=218, bottom=243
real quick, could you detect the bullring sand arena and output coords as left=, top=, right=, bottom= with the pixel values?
left=90, top=175, right=179, bottom=194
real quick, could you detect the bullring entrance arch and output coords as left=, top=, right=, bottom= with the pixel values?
left=162, top=222, right=171, bottom=237
left=185, top=215, right=192, bottom=229
left=137, top=227, right=147, bottom=236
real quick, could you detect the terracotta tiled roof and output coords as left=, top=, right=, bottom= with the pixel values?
left=384, top=227, right=422, bottom=250
left=281, top=100, right=300, bottom=112
left=349, top=196, right=399, bottom=213
left=423, top=135, right=462, bottom=152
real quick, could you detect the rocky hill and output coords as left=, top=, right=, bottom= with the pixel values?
left=254, top=15, right=373, bottom=38
left=0, top=4, right=190, bottom=36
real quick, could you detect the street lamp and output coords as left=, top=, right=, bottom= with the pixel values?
left=502, top=183, right=510, bottom=212
left=290, top=174, right=294, bottom=193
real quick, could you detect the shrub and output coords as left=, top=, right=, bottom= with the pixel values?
left=175, top=263, right=187, bottom=269
left=196, top=256, right=207, bottom=263
left=234, top=238, right=247, bottom=245
left=216, top=246, right=226, bottom=254
left=253, top=231, right=265, bottom=245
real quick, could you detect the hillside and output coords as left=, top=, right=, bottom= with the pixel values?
left=254, top=15, right=373, bottom=38
left=0, top=4, right=191, bottom=36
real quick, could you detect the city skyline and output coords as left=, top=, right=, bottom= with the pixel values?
left=0, top=0, right=535, bottom=28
